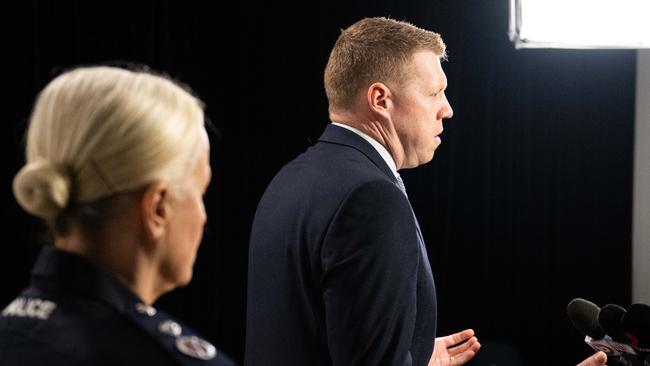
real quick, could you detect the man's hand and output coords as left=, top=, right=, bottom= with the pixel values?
left=576, top=352, right=607, bottom=366
left=428, top=329, right=481, bottom=366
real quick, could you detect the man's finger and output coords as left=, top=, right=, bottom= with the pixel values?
left=443, top=329, right=475, bottom=347
left=577, top=352, right=607, bottom=366
left=447, top=337, right=478, bottom=356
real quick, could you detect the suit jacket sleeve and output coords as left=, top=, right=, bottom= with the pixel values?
left=321, top=179, right=421, bottom=366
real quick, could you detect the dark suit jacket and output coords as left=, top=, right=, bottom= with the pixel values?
left=246, top=124, right=437, bottom=366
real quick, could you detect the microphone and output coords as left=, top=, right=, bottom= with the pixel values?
left=600, top=303, right=628, bottom=342
left=622, top=303, right=650, bottom=353
left=567, top=298, right=606, bottom=339
left=567, top=298, right=643, bottom=365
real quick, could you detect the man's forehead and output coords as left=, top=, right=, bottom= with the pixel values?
left=409, top=52, right=446, bottom=81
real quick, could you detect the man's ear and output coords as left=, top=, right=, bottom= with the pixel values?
left=141, top=181, right=170, bottom=242
left=367, top=82, right=393, bottom=120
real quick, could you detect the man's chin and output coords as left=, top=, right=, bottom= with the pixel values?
left=421, top=151, right=437, bottom=166
left=403, top=155, right=435, bottom=169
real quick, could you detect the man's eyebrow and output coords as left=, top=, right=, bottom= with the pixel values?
left=434, top=85, right=447, bottom=94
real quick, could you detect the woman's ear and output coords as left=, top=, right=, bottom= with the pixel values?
left=140, top=181, right=170, bottom=242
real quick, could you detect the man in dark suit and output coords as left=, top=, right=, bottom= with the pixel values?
left=246, top=16, right=608, bottom=366
left=246, top=17, right=479, bottom=366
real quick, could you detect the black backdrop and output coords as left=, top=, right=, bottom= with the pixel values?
left=0, top=1, right=635, bottom=365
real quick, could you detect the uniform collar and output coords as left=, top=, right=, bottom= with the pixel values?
left=31, top=246, right=144, bottom=313
left=318, top=124, right=398, bottom=182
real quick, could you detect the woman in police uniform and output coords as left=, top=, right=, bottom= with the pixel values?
left=0, top=66, right=235, bottom=365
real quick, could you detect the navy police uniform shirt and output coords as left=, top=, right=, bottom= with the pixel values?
left=0, top=246, right=236, bottom=366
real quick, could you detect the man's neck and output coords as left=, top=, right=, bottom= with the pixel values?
left=331, top=122, right=400, bottom=177
left=329, top=111, right=405, bottom=170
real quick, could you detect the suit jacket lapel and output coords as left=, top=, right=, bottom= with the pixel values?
left=319, top=124, right=431, bottom=269
left=317, top=124, right=396, bottom=182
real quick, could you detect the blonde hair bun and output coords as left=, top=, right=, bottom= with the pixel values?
left=15, top=66, right=204, bottom=223
left=13, top=160, right=71, bottom=220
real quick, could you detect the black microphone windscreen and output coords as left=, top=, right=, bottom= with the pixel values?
left=568, top=298, right=606, bottom=339
left=599, top=304, right=627, bottom=342
left=622, top=303, right=650, bottom=350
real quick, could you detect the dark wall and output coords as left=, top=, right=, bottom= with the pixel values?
left=0, top=1, right=635, bottom=365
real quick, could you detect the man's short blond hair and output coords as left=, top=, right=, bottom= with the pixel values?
left=324, top=17, right=446, bottom=113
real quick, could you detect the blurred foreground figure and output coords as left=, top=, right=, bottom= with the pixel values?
left=0, top=66, right=234, bottom=366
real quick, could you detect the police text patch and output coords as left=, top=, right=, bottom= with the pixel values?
left=2, top=297, right=57, bottom=320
